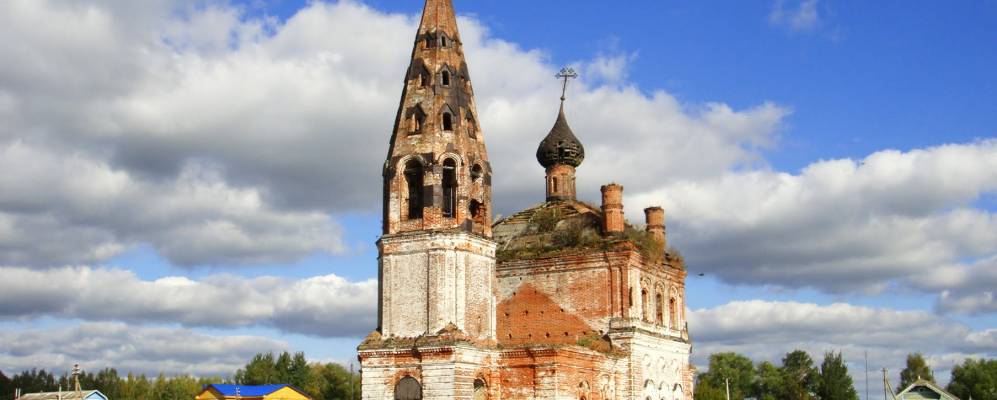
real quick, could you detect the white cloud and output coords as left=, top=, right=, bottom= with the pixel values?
left=769, top=0, right=821, bottom=32
left=0, top=142, right=346, bottom=267
left=690, top=300, right=997, bottom=390
left=0, top=0, right=788, bottom=268
left=630, top=141, right=997, bottom=295
left=920, top=256, right=997, bottom=315
left=0, top=322, right=288, bottom=377
left=0, top=266, right=377, bottom=337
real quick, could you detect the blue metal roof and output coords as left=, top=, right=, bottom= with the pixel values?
left=206, top=384, right=290, bottom=397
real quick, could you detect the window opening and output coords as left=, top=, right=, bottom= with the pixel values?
left=442, top=112, right=454, bottom=131
left=466, top=115, right=477, bottom=138
left=405, top=161, right=424, bottom=219
left=440, top=35, right=448, bottom=47
left=641, top=289, right=649, bottom=321
left=442, top=159, right=457, bottom=218
left=473, top=379, right=487, bottom=400
left=669, top=298, right=678, bottom=328
left=470, top=165, right=483, bottom=182
left=441, top=70, right=451, bottom=86
left=655, top=293, right=664, bottom=324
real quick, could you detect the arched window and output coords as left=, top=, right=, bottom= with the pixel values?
left=440, top=35, right=449, bottom=48
left=469, top=200, right=485, bottom=225
left=641, top=289, right=649, bottom=321
left=442, top=159, right=457, bottom=218
left=425, top=36, right=434, bottom=49
left=669, top=297, right=677, bottom=328
left=441, top=70, right=451, bottom=86
left=466, top=115, right=477, bottom=138
left=655, top=293, right=664, bottom=324
left=395, top=376, right=422, bottom=400
left=470, top=164, right=483, bottom=182
left=473, top=379, right=487, bottom=400
left=405, top=160, right=424, bottom=219
left=442, top=112, right=454, bottom=131
left=409, top=108, right=426, bottom=134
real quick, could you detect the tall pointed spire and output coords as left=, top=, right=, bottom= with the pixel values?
left=383, top=0, right=491, bottom=237
left=418, top=0, right=460, bottom=40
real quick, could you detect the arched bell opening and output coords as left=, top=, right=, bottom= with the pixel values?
left=404, top=160, right=424, bottom=220
left=442, top=158, right=458, bottom=218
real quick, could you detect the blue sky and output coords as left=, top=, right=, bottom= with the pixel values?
left=1, top=0, right=996, bottom=396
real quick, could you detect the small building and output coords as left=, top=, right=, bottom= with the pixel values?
left=896, top=379, right=961, bottom=400
left=17, top=390, right=108, bottom=400
left=194, top=384, right=313, bottom=400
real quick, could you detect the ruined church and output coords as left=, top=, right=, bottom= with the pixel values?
left=357, top=1, right=694, bottom=399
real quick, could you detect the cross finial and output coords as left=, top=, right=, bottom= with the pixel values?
left=556, top=67, right=578, bottom=102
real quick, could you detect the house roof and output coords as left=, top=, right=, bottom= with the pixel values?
left=17, top=390, right=106, bottom=400
left=204, top=384, right=311, bottom=398
left=897, top=379, right=961, bottom=400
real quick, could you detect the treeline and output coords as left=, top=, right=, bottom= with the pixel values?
left=0, top=351, right=359, bottom=400
left=694, top=351, right=997, bottom=400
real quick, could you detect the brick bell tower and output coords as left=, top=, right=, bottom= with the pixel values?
left=378, top=0, right=496, bottom=340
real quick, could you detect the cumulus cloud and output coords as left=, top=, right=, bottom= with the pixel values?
left=0, top=323, right=288, bottom=377
left=769, top=0, right=821, bottom=32
left=690, top=300, right=997, bottom=390
left=630, top=141, right=997, bottom=295
left=0, top=0, right=788, bottom=267
left=919, top=256, right=997, bottom=315
left=0, top=266, right=377, bottom=337
left=0, top=142, right=346, bottom=267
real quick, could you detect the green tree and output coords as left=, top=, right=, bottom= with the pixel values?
left=288, top=352, right=313, bottom=389
left=120, top=373, right=153, bottom=400
left=314, top=363, right=360, bottom=400
left=11, top=369, right=58, bottom=393
left=92, top=368, right=122, bottom=398
left=0, top=370, right=10, bottom=399
left=783, top=350, right=818, bottom=400
left=697, top=353, right=756, bottom=400
left=236, top=352, right=280, bottom=385
left=898, top=353, right=935, bottom=392
left=151, top=374, right=202, bottom=400
left=816, top=351, right=858, bottom=400
left=693, top=380, right=727, bottom=400
left=752, top=361, right=785, bottom=400
left=946, top=358, right=997, bottom=400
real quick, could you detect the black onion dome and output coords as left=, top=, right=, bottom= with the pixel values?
left=536, top=104, right=585, bottom=168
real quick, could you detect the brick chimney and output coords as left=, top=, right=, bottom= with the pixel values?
left=644, top=206, right=666, bottom=252
left=601, top=184, right=624, bottom=235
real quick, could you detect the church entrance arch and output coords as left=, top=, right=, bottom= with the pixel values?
left=395, top=376, right=422, bottom=400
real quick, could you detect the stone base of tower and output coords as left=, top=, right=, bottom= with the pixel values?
left=359, top=343, right=499, bottom=400
left=359, top=336, right=691, bottom=400
left=379, top=231, right=497, bottom=340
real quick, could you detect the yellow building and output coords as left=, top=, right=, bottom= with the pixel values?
left=194, top=384, right=312, bottom=400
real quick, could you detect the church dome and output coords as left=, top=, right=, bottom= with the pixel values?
left=536, top=104, right=585, bottom=168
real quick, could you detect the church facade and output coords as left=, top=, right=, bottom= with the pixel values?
left=357, top=1, right=694, bottom=399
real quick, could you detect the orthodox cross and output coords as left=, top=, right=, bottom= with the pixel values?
left=556, top=67, right=578, bottom=102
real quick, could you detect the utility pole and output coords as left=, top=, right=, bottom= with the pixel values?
left=865, top=351, right=870, bottom=400
left=725, top=378, right=731, bottom=400
left=349, top=363, right=355, bottom=400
